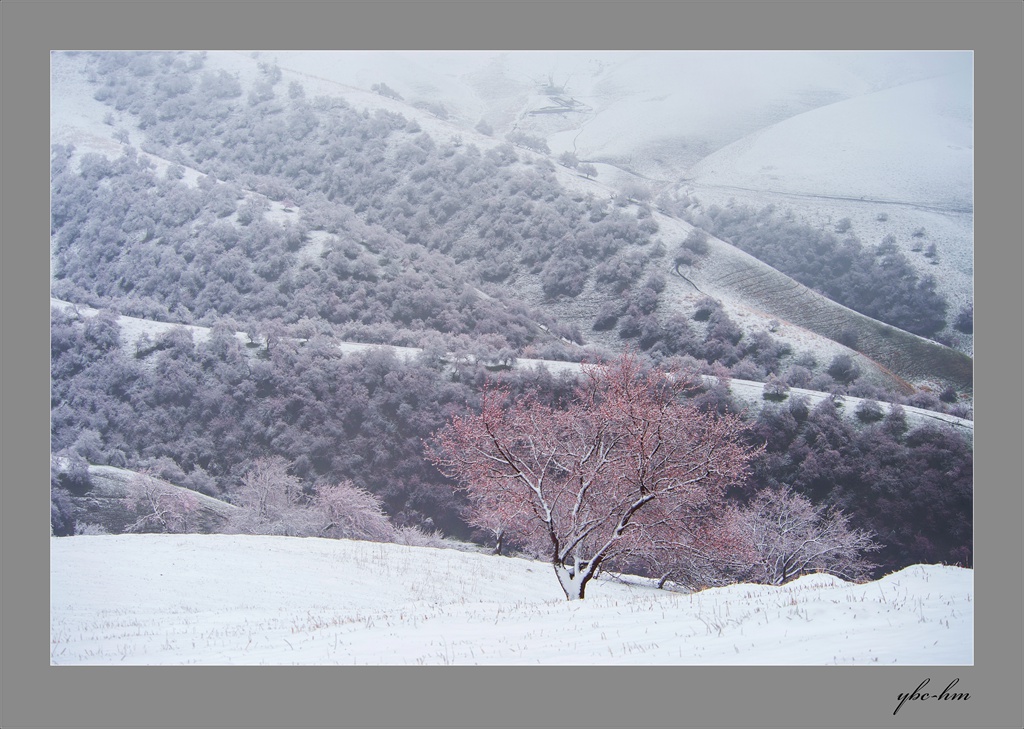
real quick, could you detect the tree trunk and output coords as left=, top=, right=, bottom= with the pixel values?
left=554, top=563, right=593, bottom=600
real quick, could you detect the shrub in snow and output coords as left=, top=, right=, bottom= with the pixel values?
left=370, top=82, right=402, bottom=101
left=392, top=526, right=448, bottom=549
left=953, top=304, right=973, bottom=334
left=124, top=472, right=200, bottom=534
left=827, top=354, right=861, bottom=385
left=50, top=487, right=77, bottom=537
left=733, top=487, right=879, bottom=585
left=312, top=481, right=395, bottom=542
left=75, top=522, right=110, bottom=536
left=855, top=399, right=886, bottom=423
left=762, top=375, right=790, bottom=402
left=227, top=457, right=315, bottom=537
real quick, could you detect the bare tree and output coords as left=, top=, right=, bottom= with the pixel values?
left=124, top=471, right=200, bottom=534
left=431, top=353, right=759, bottom=600
left=734, top=487, right=880, bottom=585
left=229, top=457, right=314, bottom=536
left=460, top=478, right=532, bottom=556
left=630, top=506, right=757, bottom=590
left=312, top=480, right=395, bottom=542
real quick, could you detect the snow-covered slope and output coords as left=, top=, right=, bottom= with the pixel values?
left=49, top=298, right=975, bottom=433
left=49, top=50, right=974, bottom=386
left=50, top=534, right=973, bottom=665
left=262, top=51, right=969, bottom=183
left=688, top=71, right=973, bottom=209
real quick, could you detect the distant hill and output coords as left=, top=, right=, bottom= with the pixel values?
left=56, top=462, right=237, bottom=535
left=50, top=51, right=973, bottom=395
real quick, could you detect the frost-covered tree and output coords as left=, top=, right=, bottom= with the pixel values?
left=734, top=487, right=879, bottom=585
left=371, top=82, right=403, bottom=101
left=228, top=457, right=311, bottom=536
left=431, top=353, right=759, bottom=600
left=762, top=374, right=790, bottom=401
left=558, top=151, right=579, bottom=169
left=312, top=480, right=396, bottom=542
left=124, top=471, right=200, bottom=534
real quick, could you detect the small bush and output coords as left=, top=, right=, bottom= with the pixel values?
left=592, top=301, right=622, bottom=331
left=827, top=354, right=861, bottom=385
left=762, top=375, right=790, bottom=401
left=954, top=304, right=973, bottom=334
left=837, top=327, right=860, bottom=349
left=371, top=82, right=403, bottom=101
left=51, top=487, right=77, bottom=537
left=75, top=522, right=110, bottom=536
left=693, top=296, right=718, bottom=322
left=681, top=228, right=709, bottom=255
left=855, top=399, right=885, bottom=423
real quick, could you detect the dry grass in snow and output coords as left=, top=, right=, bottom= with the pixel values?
left=51, top=534, right=972, bottom=666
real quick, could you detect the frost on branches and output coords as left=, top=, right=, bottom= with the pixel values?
left=733, top=487, right=880, bottom=585
left=124, top=471, right=200, bottom=534
left=431, top=353, right=760, bottom=600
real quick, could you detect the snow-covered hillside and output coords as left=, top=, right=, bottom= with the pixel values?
left=260, top=51, right=969, bottom=183
left=688, top=71, right=973, bottom=209
left=189, top=50, right=976, bottom=359
left=50, top=534, right=973, bottom=665
left=50, top=50, right=975, bottom=369
left=680, top=65, right=973, bottom=322
left=48, top=298, right=975, bottom=433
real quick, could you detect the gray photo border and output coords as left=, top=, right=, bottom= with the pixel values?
left=2, top=1, right=1021, bottom=728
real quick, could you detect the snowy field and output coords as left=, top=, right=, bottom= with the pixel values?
left=50, top=534, right=973, bottom=666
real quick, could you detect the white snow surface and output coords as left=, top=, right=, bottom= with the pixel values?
left=688, top=71, right=973, bottom=209
left=51, top=534, right=973, bottom=665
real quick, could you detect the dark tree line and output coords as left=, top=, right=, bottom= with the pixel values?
left=689, top=204, right=950, bottom=337
left=740, top=396, right=972, bottom=572
left=50, top=145, right=588, bottom=356
left=51, top=309, right=971, bottom=574
left=51, top=306, right=581, bottom=536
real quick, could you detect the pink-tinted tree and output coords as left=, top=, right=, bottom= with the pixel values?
left=629, top=504, right=757, bottom=590
left=460, top=477, right=532, bottom=556
left=431, top=353, right=759, bottom=600
left=733, top=486, right=880, bottom=585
